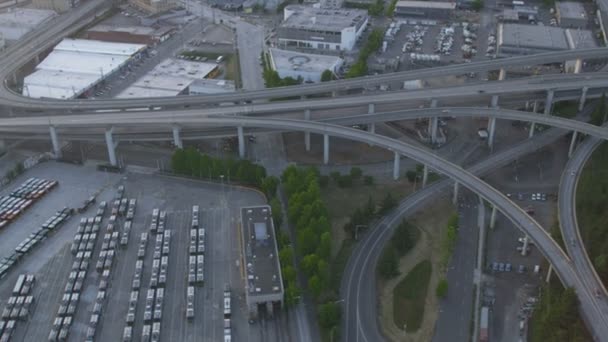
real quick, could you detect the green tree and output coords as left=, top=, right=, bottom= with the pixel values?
left=364, top=175, right=374, bottom=185
left=318, top=302, right=341, bottom=329
left=471, top=0, right=483, bottom=11
left=279, top=246, right=294, bottom=266
left=282, top=265, right=297, bottom=285
left=262, top=176, right=279, bottom=198
left=337, top=175, right=353, bottom=188
left=368, top=0, right=384, bottom=16
left=350, top=167, right=363, bottom=180
left=378, top=245, right=399, bottom=278
left=405, top=170, right=418, bottom=183
left=436, top=278, right=448, bottom=298
left=297, top=227, right=318, bottom=255
left=270, top=198, right=283, bottom=229
left=379, top=193, right=397, bottom=214
left=284, top=284, right=301, bottom=307
left=308, top=275, right=323, bottom=298
left=317, top=232, right=332, bottom=260
left=392, top=221, right=415, bottom=255
left=321, top=69, right=333, bottom=82
left=302, top=254, right=321, bottom=277
left=318, top=175, right=330, bottom=188
left=330, top=171, right=341, bottom=183
left=365, top=196, right=376, bottom=218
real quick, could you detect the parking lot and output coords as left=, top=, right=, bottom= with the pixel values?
left=0, top=162, right=288, bottom=342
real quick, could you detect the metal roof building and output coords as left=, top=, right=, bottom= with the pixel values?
left=240, top=206, right=283, bottom=318
left=497, top=23, right=597, bottom=56
left=23, top=39, right=145, bottom=99
left=556, top=1, right=588, bottom=28
left=116, top=58, right=217, bottom=98
left=0, top=8, right=56, bottom=41
left=268, top=48, right=342, bottom=83
left=394, top=1, right=456, bottom=19
left=278, top=5, right=368, bottom=51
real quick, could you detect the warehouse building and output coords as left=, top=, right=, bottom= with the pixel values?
left=268, top=48, right=342, bottom=82
left=86, top=25, right=175, bottom=45
left=116, top=58, right=218, bottom=98
left=129, top=0, right=176, bottom=14
left=240, top=206, right=284, bottom=319
left=277, top=5, right=368, bottom=51
left=23, top=39, right=145, bottom=99
left=0, top=8, right=56, bottom=41
left=556, top=1, right=588, bottom=28
left=189, top=79, right=235, bottom=94
left=394, top=1, right=456, bottom=20
left=497, top=23, right=597, bottom=57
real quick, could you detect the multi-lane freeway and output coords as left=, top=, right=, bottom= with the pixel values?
left=559, top=135, right=608, bottom=300
left=0, top=113, right=607, bottom=338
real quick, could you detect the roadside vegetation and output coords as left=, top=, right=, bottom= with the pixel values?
left=529, top=280, right=590, bottom=341
left=552, top=101, right=579, bottom=118
left=439, top=213, right=459, bottom=268
left=590, top=93, right=608, bottom=126
left=392, top=259, right=432, bottom=332
left=346, top=28, right=384, bottom=78
left=377, top=220, right=420, bottom=279
left=261, top=52, right=302, bottom=88
left=576, top=140, right=608, bottom=284
left=405, top=164, right=441, bottom=186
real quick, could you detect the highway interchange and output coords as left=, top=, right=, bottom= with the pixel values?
left=2, top=3, right=608, bottom=341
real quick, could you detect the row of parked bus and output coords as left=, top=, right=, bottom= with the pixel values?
left=0, top=274, right=36, bottom=341
left=0, top=178, right=58, bottom=229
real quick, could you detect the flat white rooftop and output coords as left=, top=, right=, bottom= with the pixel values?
left=269, top=48, right=342, bottom=73
left=396, top=1, right=456, bottom=9
left=0, top=8, right=56, bottom=40
left=23, top=39, right=145, bottom=99
left=116, top=58, right=218, bottom=99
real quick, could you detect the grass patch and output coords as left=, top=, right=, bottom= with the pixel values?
left=553, top=101, right=579, bottom=118
left=393, top=259, right=432, bottom=332
left=224, top=53, right=240, bottom=85
left=576, top=141, right=608, bottom=284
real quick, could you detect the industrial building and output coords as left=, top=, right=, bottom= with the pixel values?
left=86, top=25, right=175, bottom=45
left=556, top=1, right=588, bottom=28
left=32, top=0, right=75, bottom=13
left=277, top=5, right=368, bottom=51
left=23, top=39, right=146, bottom=99
left=129, top=0, right=176, bottom=14
left=394, top=1, right=456, bottom=20
left=0, top=8, right=56, bottom=41
left=240, top=206, right=284, bottom=318
left=116, top=58, right=218, bottom=98
left=189, top=79, right=235, bottom=94
left=268, top=48, right=342, bottom=82
left=496, top=23, right=596, bottom=56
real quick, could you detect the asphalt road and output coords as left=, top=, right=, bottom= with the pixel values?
left=340, top=120, right=606, bottom=342
left=558, top=135, right=608, bottom=325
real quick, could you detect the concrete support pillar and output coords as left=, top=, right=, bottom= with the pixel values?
left=545, top=264, right=553, bottom=283
left=544, top=90, right=554, bottom=115
left=532, top=100, right=538, bottom=113
left=304, top=109, right=311, bottom=152
left=487, top=117, right=496, bottom=149
left=393, top=152, right=400, bottom=181
left=490, top=205, right=497, bottom=229
left=452, top=182, right=459, bottom=204
left=569, top=131, right=578, bottom=158
left=430, top=98, right=438, bottom=108
left=574, top=58, right=582, bottom=74
left=105, top=128, right=117, bottom=167
left=49, top=126, right=61, bottom=158
left=368, top=103, right=375, bottom=134
left=422, top=164, right=428, bottom=187
left=498, top=68, right=506, bottom=81
left=521, top=235, right=529, bottom=256
left=172, top=126, right=183, bottom=149
left=323, top=134, right=329, bottom=165
left=529, top=123, right=536, bottom=138
left=491, top=95, right=499, bottom=108
left=331, top=91, right=337, bottom=97
left=579, top=86, right=588, bottom=112
left=237, top=126, right=245, bottom=159
left=368, top=123, right=375, bottom=134
left=430, top=117, right=438, bottom=144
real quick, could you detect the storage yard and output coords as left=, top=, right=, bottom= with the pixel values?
left=0, top=162, right=287, bottom=342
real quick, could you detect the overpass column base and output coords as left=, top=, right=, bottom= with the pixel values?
left=49, top=126, right=61, bottom=158
left=323, top=134, right=329, bottom=165
left=172, top=126, right=183, bottom=149
left=237, top=126, right=245, bottom=159
left=545, top=265, right=553, bottom=283
left=544, top=90, right=554, bottom=115
left=304, top=109, right=311, bottom=152
left=393, top=152, right=400, bottom=181
left=487, top=117, right=496, bottom=149
left=490, top=205, right=497, bottom=229
left=430, top=117, right=438, bottom=144
left=368, top=123, right=375, bottom=134
left=529, top=123, right=536, bottom=138
left=452, top=182, right=459, bottom=204
left=422, top=164, right=428, bottom=187
left=521, top=235, right=529, bottom=256
left=105, top=128, right=117, bottom=167
left=579, top=87, right=588, bottom=112
left=568, top=131, right=578, bottom=158
left=498, top=68, right=506, bottom=81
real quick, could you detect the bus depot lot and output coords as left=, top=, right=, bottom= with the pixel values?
left=0, top=162, right=271, bottom=342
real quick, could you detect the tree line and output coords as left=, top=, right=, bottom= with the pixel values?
left=378, top=219, right=420, bottom=278
left=346, top=28, right=384, bottom=78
